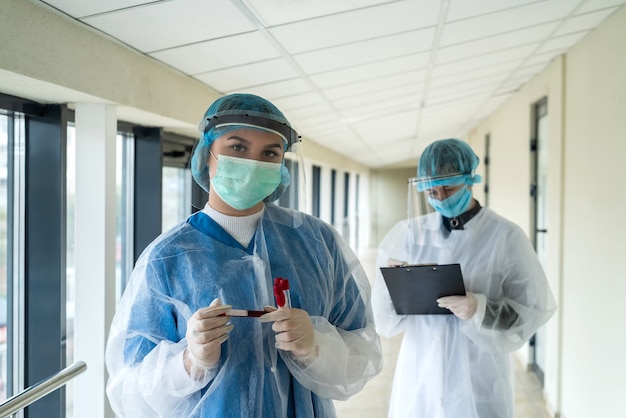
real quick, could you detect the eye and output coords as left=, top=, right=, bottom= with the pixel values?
left=229, top=143, right=246, bottom=152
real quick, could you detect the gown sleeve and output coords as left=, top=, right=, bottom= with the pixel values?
left=279, top=228, right=383, bottom=401
left=459, top=224, right=558, bottom=353
left=105, top=259, right=216, bottom=417
left=371, top=221, right=410, bottom=338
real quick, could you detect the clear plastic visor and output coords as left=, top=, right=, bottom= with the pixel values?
left=414, top=172, right=468, bottom=192
left=204, top=110, right=300, bottom=150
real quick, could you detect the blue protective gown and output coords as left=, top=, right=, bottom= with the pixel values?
left=106, top=204, right=382, bottom=417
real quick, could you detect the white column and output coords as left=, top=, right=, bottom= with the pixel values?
left=73, top=103, right=117, bottom=418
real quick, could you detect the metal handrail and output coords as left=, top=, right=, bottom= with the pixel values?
left=0, top=361, right=87, bottom=417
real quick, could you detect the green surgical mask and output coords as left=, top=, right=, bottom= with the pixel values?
left=210, top=154, right=282, bottom=210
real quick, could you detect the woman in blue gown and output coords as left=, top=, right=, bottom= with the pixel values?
left=105, top=93, right=382, bottom=417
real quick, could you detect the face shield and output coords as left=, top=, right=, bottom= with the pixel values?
left=407, top=171, right=477, bottom=248
left=191, top=95, right=305, bottom=211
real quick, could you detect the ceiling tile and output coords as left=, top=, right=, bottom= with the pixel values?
left=293, top=29, right=434, bottom=74
left=243, top=0, right=393, bottom=26
left=430, top=60, right=521, bottom=87
left=433, top=44, right=536, bottom=77
left=535, top=32, right=588, bottom=54
left=194, top=58, right=299, bottom=92
left=446, top=0, right=536, bottom=22
left=310, top=54, right=429, bottom=89
left=150, top=32, right=281, bottom=75
left=323, top=71, right=426, bottom=101
left=440, top=0, right=578, bottom=47
left=338, top=96, right=422, bottom=124
left=268, top=0, right=440, bottom=54
left=428, top=76, right=507, bottom=100
left=577, top=0, right=626, bottom=14
left=82, top=0, right=255, bottom=52
left=271, top=92, right=327, bottom=112
left=354, top=111, right=420, bottom=143
left=227, top=77, right=312, bottom=98
left=282, top=103, right=335, bottom=121
left=333, top=84, right=423, bottom=113
left=41, top=0, right=153, bottom=17
left=436, top=22, right=557, bottom=64
left=554, top=8, right=619, bottom=37
left=521, top=51, right=559, bottom=68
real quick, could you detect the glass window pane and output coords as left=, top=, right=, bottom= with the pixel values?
left=0, top=114, right=8, bottom=402
left=116, top=133, right=134, bottom=299
left=66, top=124, right=76, bottom=417
left=162, top=167, right=190, bottom=232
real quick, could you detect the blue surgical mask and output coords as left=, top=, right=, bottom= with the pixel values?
left=210, top=155, right=282, bottom=210
left=427, top=186, right=472, bottom=218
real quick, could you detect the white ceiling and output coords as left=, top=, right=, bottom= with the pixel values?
left=35, top=0, right=625, bottom=168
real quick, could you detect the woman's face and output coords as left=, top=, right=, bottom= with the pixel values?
left=207, top=128, right=285, bottom=215
left=424, top=184, right=466, bottom=201
left=209, top=129, right=284, bottom=170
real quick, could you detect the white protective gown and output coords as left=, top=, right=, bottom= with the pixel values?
left=106, top=204, right=382, bottom=417
left=372, top=207, right=557, bottom=418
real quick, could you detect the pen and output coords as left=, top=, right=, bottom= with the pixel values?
left=273, top=277, right=291, bottom=308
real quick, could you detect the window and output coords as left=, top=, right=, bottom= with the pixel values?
left=311, top=165, right=321, bottom=217
left=162, top=167, right=191, bottom=232
left=0, top=113, right=10, bottom=402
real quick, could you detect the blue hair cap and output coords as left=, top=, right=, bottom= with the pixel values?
left=416, top=138, right=482, bottom=191
left=191, top=93, right=297, bottom=200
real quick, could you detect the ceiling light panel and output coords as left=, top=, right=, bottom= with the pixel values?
left=243, top=0, right=393, bottom=26
left=440, top=1, right=578, bottom=47
left=150, top=32, right=281, bottom=75
left=268, top=0, right=440, bottom=54
left=82, top=0, right=256, bottom=52
left=194, top=58, right=299, bottom=92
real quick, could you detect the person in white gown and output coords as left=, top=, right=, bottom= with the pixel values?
left=372, top=138, right=557, bottom=418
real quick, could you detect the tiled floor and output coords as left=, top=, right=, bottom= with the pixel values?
left=333, top=249, right=553, bottom=417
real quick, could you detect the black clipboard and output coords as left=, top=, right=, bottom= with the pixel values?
left=380, top=264, right=466, bottom=315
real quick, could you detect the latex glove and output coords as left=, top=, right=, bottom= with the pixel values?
left=437, top=293, right=478, bottom=320
left=260, top=307, right=317, bottom=360
left=185, top=298, right=233, bottom=370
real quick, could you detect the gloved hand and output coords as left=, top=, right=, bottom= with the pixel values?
left=185, top=298, right=233, bottom=370
left=437, top=293, right=478, bottom=320
left=260, top=307, right=317, bottom=361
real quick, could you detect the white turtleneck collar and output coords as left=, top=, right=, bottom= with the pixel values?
left=201, top=203, right=263, bottom=247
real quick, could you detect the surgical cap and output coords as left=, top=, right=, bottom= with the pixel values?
left=191, top=93, right=299, bottom=202
left=416, top=138, right=482, bottom=192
